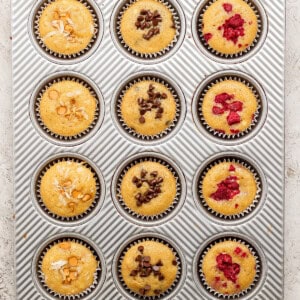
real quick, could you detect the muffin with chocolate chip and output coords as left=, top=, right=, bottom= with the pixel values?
left=202, top=240, right=256, bottom=295
left=202, top=80, right=258, bottom=135
left=121, top=240, right=178, bottom=296
left=202, top=162, right=257, bottom=216
left=202, top=0, right=258, bottom=55
left=120, top=161, right=177, bottom=216
left=120, top=0, right=177, bottom=55
left=40, top=161, right=97, bottom=217
left=39, top=0, right=96, bottom=56
left=41, top=241, right=98, bottom=295
left=121, top=80, right=177, bottom=136
left=39, top=80, right=97, bottom=137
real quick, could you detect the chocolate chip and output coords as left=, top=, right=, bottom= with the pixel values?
left=156, top=260, right=163, bottom=266
left=162, top=93, right=167, bottom=99
left=139, top=288, right=146, bottom=295
left=172, top=259, right=177, bottom=266
left=154, top=289, right=161, bottom=295
left=159, top=274, right=165, bottom=281
left=157, top=107, right=164, bottom=113
left=138, top=245, right=144, bottom=253
left=141, top=169, right=147, bottom=178
left=139, top=116, right=145, bottom=123
left=141, top=9, right=148, bottom=15
left=155, top=113, right=162, bottom=119
left=130, top=270, right=138, bottom=276
left=145, top=284, right=151, bottom=291
left=137, top=16, right=144, bottom=22
left=135, top=255, right=142, bottom=262
left=150, top=171, right=158, bottom=177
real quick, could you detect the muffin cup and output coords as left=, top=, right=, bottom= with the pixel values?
left=111, top=151, right=186, bottom=227
left=110, top=0, right=186, bottom=64
left=32, top=233, right=106, bottom=300
left=192, top=0, right=268, bottom=64
left=111, top=71, right=186, bottom=145
left=193, top=232, right=267, bottom=300
left=112, top=232, right=186, bottom=300
left=192, top=152, right=267, bottom=225
left=31, top=153, right=106, bottom=227
left=192, top=70, right=268, bottom=146
left=29, top=71, right=105, bottom=147
left=29, top=0, right=104, bottom=64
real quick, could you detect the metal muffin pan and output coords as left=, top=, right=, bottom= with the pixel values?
left=12, top=0, right=284, bottom=299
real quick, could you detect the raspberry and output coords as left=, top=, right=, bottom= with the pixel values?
left=215, top=93, right=233, bottom=105
left=229, top=164, right=236, bottom=171
left=216, top=254, right=240, bottom=283
left=228, top=101, right=243, bottom=112
left=204, top=33, right=212, bottom=42
left=223, top=3, right=233, bottom=13
left=220, top=14, right=245, bottom=44
left=234, top=247, right=242, bottom=255
left=212, top=106, right=225, bottom=115
left=211, top=175, right=240, bottom=201
left=230, top=129, right=240, bottom=134
left=227, top=111, right=241, bottom=125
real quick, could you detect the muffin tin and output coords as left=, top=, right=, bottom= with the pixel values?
left=13, top=0, right=284, bottom=299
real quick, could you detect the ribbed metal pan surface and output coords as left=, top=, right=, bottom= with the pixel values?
left=12, top=0, right=285, bottom=299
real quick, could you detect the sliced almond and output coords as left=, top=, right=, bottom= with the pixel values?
left=48, top=90, right=59, bottom=100
left=68, top=257, right=78, bottom=267
left=63, top=180, right=72, bottom=188
left=82, top=194, right=91, bottom=202
left=57, top=106, right=67, bottom=116
left=72, top=190, right=80, bottom=198
left=63, top=268, right=70, bottom=276
left=68, top=202, right=76, bottom=211
left=65, top=24, right=73, bottom=33
left=69, top=271, right=78, bottom=280
left=59, top=242, right=71, bottom=250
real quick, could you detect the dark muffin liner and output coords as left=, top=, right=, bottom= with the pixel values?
left=32, top=153, right=105, bottom=227
left=193, top=152, right=267, bottom=225
left=192, top=70, right=267, bottom=145
left=111, top=152, right=186, bottom=226
left=193, top=232, right=267, bottom=299
left=30, top=71, right=104, bottom=146
left=30, top=0, right=103, bottom=63
left=192, top=0, right=268, bottom=63
left=112, top=233, right=186, bottom=300
left=112, top=0, right=185, bottom=63
left=33, top=233, right=106, bottom=300
left=112, top=72, right=186, bottom=144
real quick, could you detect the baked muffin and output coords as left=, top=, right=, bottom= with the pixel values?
left=202, top=0, right=258, bottom=55
left=202, top=80, right=258, bottom=135
left=40, top=161, right=97, bottom=217
left=39, top=80, right=97, bottom=137
left=202, top=240, right=256, bottom=295
left=39, top=0, right=95, bottom=55
left=120, top=161, right=177, bottom=216
left=120, top=0, right=177, bottom=55
left=120, top=80, right=177, bottom=136
left=202, top=162, right=257, bottom=215
left=41, top=241, right=98, bottom=295
left=121, top=240, right=178, bottom=296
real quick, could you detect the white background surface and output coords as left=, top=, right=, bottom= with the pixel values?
left=0, top=0, right=298, bottom=299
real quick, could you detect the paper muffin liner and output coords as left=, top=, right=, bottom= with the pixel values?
left=35, top=235, right=103, bottom=300
left=33, top=154, right=103, bottom=225
left=32, top=74, right=102, bottom=145
left=32, top=0, right=101, bottom=61
left=196, top=235, right=264, bottom=299
left=193, top=0, right=267, bottom=62
left=195, top=154, right=263, bottom=222
left=113, top=0, right=182, bottom=61
left=114, top=75, right=183, bottom=143
left=113, top=233, right=185, bottom=299
left=112, top=152, right=186, bottom=226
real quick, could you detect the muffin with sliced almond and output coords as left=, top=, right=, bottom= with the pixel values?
left=39, top=161, right=97, bottom=218
left=38, top=0, right=96, bottom=56
left=41, top=241, right=98, bottom=295
left=39, top=80, right=97, bottom=137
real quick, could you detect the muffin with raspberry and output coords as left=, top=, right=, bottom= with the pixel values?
left=202, top=161, right=257, bottom=216
left=202, top=240, right=257, bottom=295
left=201, top=0, right=258, bottom=55
left=202, top=79, right=258, bottom=135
